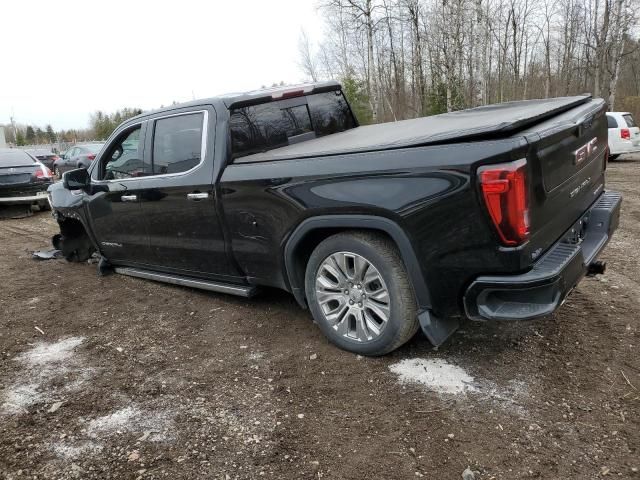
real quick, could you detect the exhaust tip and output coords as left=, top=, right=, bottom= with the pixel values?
left=587, top=260, right=606, bottom=276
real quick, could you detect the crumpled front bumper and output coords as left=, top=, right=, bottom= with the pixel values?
left=464, top=191, right=622, bottom=321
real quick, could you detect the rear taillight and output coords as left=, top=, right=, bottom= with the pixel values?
left=479, top=159, right=530, bottom=246
left=35, top=164, right=53, bottom=180
left=621, top=128, right=630, bottom=140
left=87, top=154, right=96, bottom=161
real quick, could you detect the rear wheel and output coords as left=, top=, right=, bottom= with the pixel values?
left=609, top=154, right=620, bottom=160
left=304, top=231, right=419, bottom=356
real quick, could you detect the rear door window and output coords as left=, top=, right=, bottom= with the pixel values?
left=606, top=115, right=618, bottom=128
left=152, top=113, right=204, bottom=175
left=623, top=114, right=637, bottom=128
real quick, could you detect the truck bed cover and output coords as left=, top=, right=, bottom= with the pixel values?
left=235, top=95, right=592, bottom=163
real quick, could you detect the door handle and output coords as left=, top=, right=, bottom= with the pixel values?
left=187, top=192, right=209, bottom=200
left=121, top=194, right=137, bottom=202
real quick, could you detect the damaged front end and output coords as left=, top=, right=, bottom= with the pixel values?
left=48, top=182, right=96, bottom=262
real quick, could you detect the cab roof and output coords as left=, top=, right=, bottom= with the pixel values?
left=126, top=81, right=342, bottom=124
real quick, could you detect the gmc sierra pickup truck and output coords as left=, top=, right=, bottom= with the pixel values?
left=49, top=81, right=621, bottom=355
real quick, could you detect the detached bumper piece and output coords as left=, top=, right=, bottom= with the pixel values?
left=464, top=191, right=622, bottom=321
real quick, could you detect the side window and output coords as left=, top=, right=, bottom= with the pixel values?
left=623, top=114, right=637, bottom=128
left=230, top=102, right=314, bottom=159
left=230, top=103, right=289, bottom=159
left=607, top=115, right=618, bottom=129
left=152, top=113, right=204, bottom=175
left=101, top=126, right=145, bottom=180
left=67, top=147, right=77, bottom=159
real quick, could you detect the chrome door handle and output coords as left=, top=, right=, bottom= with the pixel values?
left=187, top=192, right=209, bottom=200
left=121, top=194, right=137, bottom=202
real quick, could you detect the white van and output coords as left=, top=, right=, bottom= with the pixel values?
left=606, top=111, right=640, bottom=159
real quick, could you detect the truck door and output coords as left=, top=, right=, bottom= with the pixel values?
left=86, top=122, right=153, bottom=265
left=137, top=108, right=240, bottom=281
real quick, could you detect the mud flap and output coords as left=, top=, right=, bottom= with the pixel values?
left=417, top=310, right=459, bottom=347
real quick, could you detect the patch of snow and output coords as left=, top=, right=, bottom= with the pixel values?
left=52, top=441, right=104, bottom=459
left=248, top=352, right=264, bottom=361
left=0, top=383, right=43, bottom=414
left=1, top=337, right=89, bottom=415
left=86, top=406, right=173, bottom=441
left=17, top=337, right=84, bottom=365
left=389, top=358, right=477, bottom=394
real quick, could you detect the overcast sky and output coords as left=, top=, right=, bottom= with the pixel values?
left=0, top=0, right=323, bottom=130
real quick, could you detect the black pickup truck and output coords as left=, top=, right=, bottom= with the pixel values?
left=49, top=81, right=621, bottom=355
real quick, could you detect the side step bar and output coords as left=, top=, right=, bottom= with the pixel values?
left=114, top=267, right=257, bottom=298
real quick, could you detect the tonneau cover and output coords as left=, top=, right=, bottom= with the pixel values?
left=236, top=95, right=592, bottom=163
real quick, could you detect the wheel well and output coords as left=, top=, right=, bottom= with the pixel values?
left=58, top=217, right=87, bottom=239
left=55, top=216, right=96, bottom=262
left=287, top=227, right=400, bottom=307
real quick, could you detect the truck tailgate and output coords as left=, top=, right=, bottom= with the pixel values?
left=520, top=98, right=608, bottom=263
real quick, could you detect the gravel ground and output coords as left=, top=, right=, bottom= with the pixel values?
left=0, top=156, right=638, bottom=479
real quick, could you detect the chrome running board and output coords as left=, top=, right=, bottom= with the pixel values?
left=114, top=267, right=257, bottom=298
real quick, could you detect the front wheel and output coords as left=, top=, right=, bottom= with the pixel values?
left=305, top=231, right=419, bottom=356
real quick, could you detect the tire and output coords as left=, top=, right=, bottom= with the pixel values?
left=304, top=231, right=419, bottom=356
left=609, top=154, right=620, bottom=161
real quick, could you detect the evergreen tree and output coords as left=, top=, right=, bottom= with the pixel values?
left=25, top=126, right=36, bottom=144
left=46, top=124, right=56, bottom=143
left=16, top=129, right=26, bottom=146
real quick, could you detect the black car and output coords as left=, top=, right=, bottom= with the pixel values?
left=0, top=149, right=53, bottom=210
left=53, top=143, right=104, bottom=178
left=25, top=149, right=61, bottom=171
left=48, top=82, right=621, bottom=355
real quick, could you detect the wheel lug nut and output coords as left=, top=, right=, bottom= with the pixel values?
left=358, top=302, right=363, bottom=307
left=344, top=290, right=349, bottom=294
left=357, top=284, right=362, bottom=289
left=349, top=300, right=354, bottom=305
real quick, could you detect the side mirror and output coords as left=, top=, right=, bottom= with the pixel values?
left=63, top=168, right=90, bottom=191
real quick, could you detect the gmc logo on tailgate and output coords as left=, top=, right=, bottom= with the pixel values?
left=574, top=137, right=598, bottom=165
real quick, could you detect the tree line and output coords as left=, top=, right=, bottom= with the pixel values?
left=299, top=0, right=639, bottom=124
left=2, top=107, right=143, bottom=147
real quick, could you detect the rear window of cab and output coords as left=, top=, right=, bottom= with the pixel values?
left=229, top=91, right=356, bottom=159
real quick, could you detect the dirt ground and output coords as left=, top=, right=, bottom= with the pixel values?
left=0, top=157, right=638, bottom=480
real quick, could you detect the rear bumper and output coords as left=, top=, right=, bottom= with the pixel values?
left=464, top=191, right=622, bottom=321
left=610, top=140, right=640, bottom=155
left=0, top=191, right=49, bottom=204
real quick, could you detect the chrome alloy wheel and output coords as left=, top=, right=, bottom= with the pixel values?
left=315, top=251, right=391, bottom=343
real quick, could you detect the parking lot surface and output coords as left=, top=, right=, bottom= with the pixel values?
left=0, top=157, right=638, bottom=479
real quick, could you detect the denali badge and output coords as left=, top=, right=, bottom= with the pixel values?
left=570, top=177, right=592, bottom=198
left=574, top=137, right=598, bottom=165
